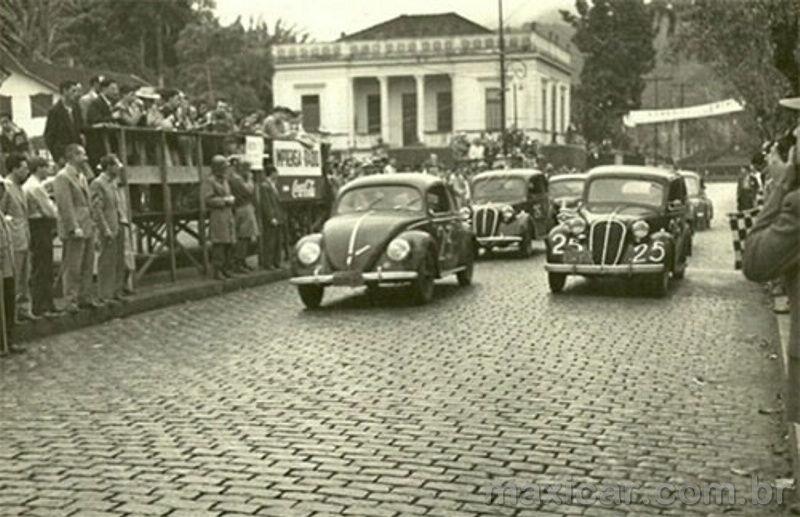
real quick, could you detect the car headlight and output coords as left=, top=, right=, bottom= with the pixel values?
left=632, top=220, right=650, bottom=240
left=566, top=217, right=586, bottom=235
left=502, top=205, right=515, bottom=222
left=386, top=238, right=411, bottom=262
left=297, top=241, right=321, bottom=265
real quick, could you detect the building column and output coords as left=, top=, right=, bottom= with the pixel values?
left=378, top=75, right=390, bottom=144
left=541, top=78, right=550, bottom=134
left=415, top=74, right=425, bottom=145
left=564, top=85, right=571, bottom=133
left=346, top=76, right=355, bottom=147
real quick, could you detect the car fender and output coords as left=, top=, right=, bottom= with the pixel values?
left=395, top=229, right=439, bottom=274
left=650, top=230, right=677, bottom=269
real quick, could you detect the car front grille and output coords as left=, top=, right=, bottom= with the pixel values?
left=473, top=206, right=501, bottom=237
left=590, top=220, right=627, bottom=265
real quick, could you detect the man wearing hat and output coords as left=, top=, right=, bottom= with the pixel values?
left=263, top=107, right=297, bottom=139
left=202, top=155, right=237, bottom=279
left=744, top=94, right=800, bottom=424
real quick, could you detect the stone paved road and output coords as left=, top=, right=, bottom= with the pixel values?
left=0, top=183, right=791, bottom=516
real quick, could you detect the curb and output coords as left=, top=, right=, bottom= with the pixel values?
left=775, top=310, right=800, bottom=501
left=12, top=269, right=290, bottom=343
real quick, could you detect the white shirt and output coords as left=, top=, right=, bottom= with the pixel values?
left=23, top=174, right=58, bottom=220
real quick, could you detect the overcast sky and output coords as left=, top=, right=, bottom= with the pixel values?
left=214, top=0, right=575, bottom=41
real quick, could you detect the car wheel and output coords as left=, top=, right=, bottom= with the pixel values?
left=518, top=227, right=533, bottom=258
left=650, top=271, right=670, bottom=297
left=298, top=285, right=324, bottom=309
left=410, top=251, right=436, bottom=305
left=548, top=272, right=567, bottom=293
left=457, top=245, right=475, bottom=287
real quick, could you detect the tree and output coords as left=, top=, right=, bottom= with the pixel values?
left=0, top=0, right=76, bottom=61
left=60, top=0, right=214, bottom=84
left=673, top=0, right=798, bottom=139
left=174, top=17, right=308, bottom=113
left=562, top=0, right=658, bottom=147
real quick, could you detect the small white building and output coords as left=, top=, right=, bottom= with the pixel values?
left=272, top=13, right=574, bottom=153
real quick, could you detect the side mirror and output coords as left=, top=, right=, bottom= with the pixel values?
left=668, top=199, right=684, bottom=212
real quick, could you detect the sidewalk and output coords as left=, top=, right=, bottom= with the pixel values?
left=11, top=265, right=289, bottom=344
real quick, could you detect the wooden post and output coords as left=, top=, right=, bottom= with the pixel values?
left=119, top=128, right=136, bottom=290
left=196, top=135, right=210, bottom=275
left=159, top=132, right=177, bottom=282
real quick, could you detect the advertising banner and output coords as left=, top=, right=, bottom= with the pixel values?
left=623, top=99, right=744, bottom=127
left=273, top=139, right=326, bottom=202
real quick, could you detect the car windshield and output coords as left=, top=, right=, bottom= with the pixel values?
left=471, top=177, right=526, bottom=203
left=549, top=179, right=584, bottom=199
left=586, top=177, right=664, bottom=208
left=336, top=185, right=423, bottom=214
left=683, top=176, right=700, bottom=196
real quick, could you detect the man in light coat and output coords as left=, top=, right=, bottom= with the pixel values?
left=202, top=155, right=236, bottom=279
left=91, top=154, right=124, bottom=302
left=53, top=144, right=101, bottom=313
left=1, top=154, right=36, bottom=322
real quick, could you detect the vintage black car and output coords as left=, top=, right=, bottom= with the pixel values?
left=289, top=173, right=476, bottom=308
left=544, top=166, right=692, bottom=296
left=468, top=169, right=551, bottom=257
left=678, top=170, right=714, bottom=230
left=548, top=173, right=586, bottom=223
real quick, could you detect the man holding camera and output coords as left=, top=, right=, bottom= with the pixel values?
left=744, top=97, right=800, bottom=422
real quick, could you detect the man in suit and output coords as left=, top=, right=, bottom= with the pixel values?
left=44, top=80, right=84, bottom=166
left=53, top=144, right=101, bottom=313
left=91, top=154, right=124, bottom=303
left=256, top=166, right=286, bottom=270
left=1, top=154, right=36, bottom=323
left=86, top=78, right=119, bottom=167
left=0, top=180, right=19, bottom=355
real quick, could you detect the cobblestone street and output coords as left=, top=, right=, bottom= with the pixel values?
left=0, top=183, right=791, bottom=516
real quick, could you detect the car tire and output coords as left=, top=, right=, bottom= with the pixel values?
left=548, top=272, right=567, bottom=293
left=518, top=227, right=533, bottom=258
left=411, top=251, right=436, bottom=305
left=650, top=271, right=670, bottom=297
left=298, top=285, right=324, bottom=309
left=457, top=245, right=474, bottom=287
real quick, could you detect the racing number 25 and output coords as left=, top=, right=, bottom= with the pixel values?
left=551, top=234, right=583, bottom=254
left=632, top=242, right=666, bottom=263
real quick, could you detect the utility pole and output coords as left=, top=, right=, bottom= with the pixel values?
left=498, top=0, right=507, bottom=157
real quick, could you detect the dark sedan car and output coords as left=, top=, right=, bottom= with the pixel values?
left=548, top=173, right=586, bottom=223
left=678, top=170, right=714, bottom=230
left=544, top=166, right=693, bottom=296
left=468, top=169, right=551, bottom=258
left=290, top=173, right=476, bottom=308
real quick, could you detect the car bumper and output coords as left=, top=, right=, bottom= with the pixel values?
left=290, top=270, right=419, bottom=286
left=477, top=236, right=522, bottom=246
left=544, top=263, right=665, bottom=275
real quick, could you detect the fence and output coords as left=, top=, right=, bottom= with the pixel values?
left=85, top=126, right=332, bottom=286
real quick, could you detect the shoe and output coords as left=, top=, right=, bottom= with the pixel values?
left=78, top=300, right=105, bottom=310
left=43, top=311, right=64, bottom=319
left=2, top=344, right=25, bottom=355
left=64, top=304, right=80, bottom=314
left=17, top=312, right=40, bottom=322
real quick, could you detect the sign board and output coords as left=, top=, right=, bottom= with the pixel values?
left=623, top=99, right=745, bottom=127
left=244, top=136, right=266, bottom=170
left=272, top=139, right=326, bottom=202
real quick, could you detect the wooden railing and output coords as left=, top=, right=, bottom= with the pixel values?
left=85, top=126, right=333, bottom=285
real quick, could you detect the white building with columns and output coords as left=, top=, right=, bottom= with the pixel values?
left=272, top=13, right=573, bottom=153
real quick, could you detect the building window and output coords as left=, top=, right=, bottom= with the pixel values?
left=437, top=91, right=452, bottom=132
left=366, top=94, right=380, bottom=134
left=485, top=88, right=501, bottom=131
left=541, top=82, right=548, bottom=131
left=301, top=94, right=320, bottom=132
left=0, top=95, right=11, bottom=119
left=30, top=93, right=53, bottom=118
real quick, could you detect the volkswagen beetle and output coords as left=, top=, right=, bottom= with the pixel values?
left=678, top=170, right=714, bottom=230
left=544, top=166, right=692, bottom=296
left=289, top=173, right=476, bottom=309
left=468, top=169, right=551, bottom=258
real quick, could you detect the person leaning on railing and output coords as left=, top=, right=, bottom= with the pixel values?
left=744, top=98, right=800, bottom=424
